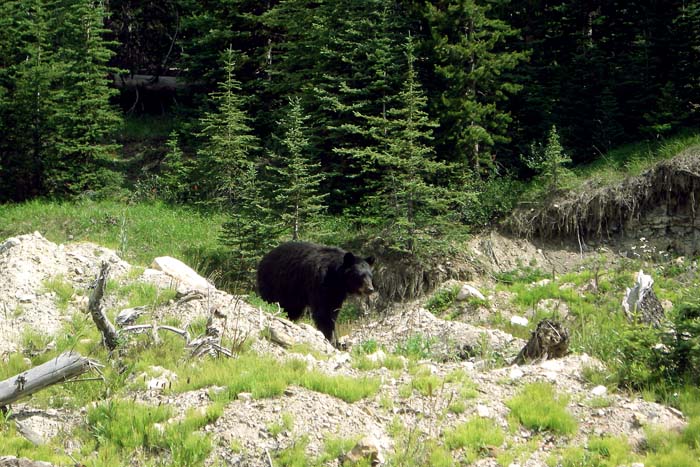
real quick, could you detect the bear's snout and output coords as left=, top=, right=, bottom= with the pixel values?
left=361, top=279, right=375, bottom=295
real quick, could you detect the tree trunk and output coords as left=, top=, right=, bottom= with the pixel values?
left=0, top=352, right=97, bottom=406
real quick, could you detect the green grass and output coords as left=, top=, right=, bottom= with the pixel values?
left=0, top=423, right=74, bottom=465
left=444, top=417, right=505, bottom=463
left=173, top=352, right=380, bottom=403
left=41, top=274, right=76, bottom=311
left=395, top=334, right=437, bottom=360
left=111, top=280, right=178, bottom=309
left=409, top=367, right=443, bottom=397
left=268, top=412, right=295, bottom=437
left=84, top=400, right=215, bottom=467
left=0, top=199, right=228, bottom=283
left=425, top=285, right=460, bottom=315
left=573, top=130, right=700, bottom=184
left=506, top=382, right=577, bottom=435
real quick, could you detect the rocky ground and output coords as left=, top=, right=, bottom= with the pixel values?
left=0, top=232, right=688, bottom=466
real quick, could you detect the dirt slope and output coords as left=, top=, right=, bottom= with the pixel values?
left=0, top=232, right=688, bottom=466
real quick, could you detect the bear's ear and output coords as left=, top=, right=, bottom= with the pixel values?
left=343, top=252, right=356, bottom=266
left=365, top=256, right=375, bottom=266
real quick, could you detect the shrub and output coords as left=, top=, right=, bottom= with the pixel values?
left=426, top=285, right=460, bottom=315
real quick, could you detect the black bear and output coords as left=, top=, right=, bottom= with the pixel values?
left=256, top=241, right=375, bottom=342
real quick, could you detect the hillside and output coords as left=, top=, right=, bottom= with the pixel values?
left=506, top=147, right=700, bottom=258
left=0, top=223, right=696, bottom=466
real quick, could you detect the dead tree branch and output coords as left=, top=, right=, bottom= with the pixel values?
left=88, top=262, right=119, bottom=351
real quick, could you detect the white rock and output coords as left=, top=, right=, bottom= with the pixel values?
left=366, top=349, right=386, bottom=363
left=456, top=284, right=486, bottom=301
left=622, top=269, right=654, bottom=316
left=16, top=293, right=34, bottom=303
left=150, top=256, right=213, bottom=292
left=0, top=237, right=21, bottom=253
left=540, top=359, right=563, bottom=372
left=330, top=352, right=351, bottom=368
left=509, top=367, right=524, bottom=380
left=591, top=385, right=607, bottom=396
left=147, top=377, right=170, bottom=390
left=510, top=315, right=529, bottom=326
left=476, top=404, right=491, bottom=418
left=342, top=435, right=384, bottom=465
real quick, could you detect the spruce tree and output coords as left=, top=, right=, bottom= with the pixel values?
left=44, top=0, right=122, bottom=196
left=525, top=125, right=571, bottom=194
left=0, top=0, right=57, bottom=200
left=194, top=47, right=260, bottom=206
left=425, top=0, right=527, bottom=173
left=264, top=0, right=408, bottom=211
left=159, top=131, right=191, bottom=202
left=364, top=36, right=447, bottom=253
left=220, top=164, right=278, bottom=284
left=268, top=96, right=326, bottom=240
left=198, top=47, right=274, bottom=281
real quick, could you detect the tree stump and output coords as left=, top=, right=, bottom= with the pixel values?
left=513, top=319, right=570, bottom=365
left=622, top=270, right=665, bottom=327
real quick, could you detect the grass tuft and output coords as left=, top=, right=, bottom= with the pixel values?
left=506, top=382, right=577, bottom=435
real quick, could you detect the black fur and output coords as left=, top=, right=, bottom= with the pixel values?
left=257, top=241, right=375, bottom=342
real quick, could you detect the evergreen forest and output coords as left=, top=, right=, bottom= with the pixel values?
left=1, top=0, right=699, bottom=265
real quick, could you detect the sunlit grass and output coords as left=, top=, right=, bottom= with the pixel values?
left=444, top=417, right=505, bottom=463
left=0, top=199, right=227, bottom=273
left=506, top=382, right=577, bottom=435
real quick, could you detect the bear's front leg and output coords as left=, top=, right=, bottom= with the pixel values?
left=311, top=310, right=336, bottom=343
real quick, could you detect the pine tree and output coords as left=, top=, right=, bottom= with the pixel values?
left=268, top=96, right=326, bottom=240
left=264, top=0, right=408, bottom=211
left=194, top=47, right=260, bottom=206
left=0, top=0, right=57, bottom=200
left=220, top=164, right=278, bottom=284
left=425, top=0, right=527, bottom=173
left=159, top=131, right=192, bottom=202
left=199, top=47, right=274, bottom=281
left=525, top=125, right=571, bottom=194
left=44, top=0, right=122, bottom=196
left=364, top=36, right=447, bottom=253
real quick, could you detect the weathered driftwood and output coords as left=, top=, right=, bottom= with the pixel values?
left=0, top=456, right=57, bottom=467
left=622, top=270, right=665, bottom=328
left=0, top=352, right=98, bottom=406
left=89, top=261, right=119, bottom=350
left=513, top=319, right=570, bottom=365
left=88, top=260, right=236, bottom=358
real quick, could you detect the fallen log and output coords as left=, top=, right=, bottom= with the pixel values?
left=0, top=456, right=57, bottom=467
left=0, top=352, right=99, bottom=406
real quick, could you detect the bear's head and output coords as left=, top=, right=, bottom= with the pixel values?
left=341, top=252, right=375, bottom=296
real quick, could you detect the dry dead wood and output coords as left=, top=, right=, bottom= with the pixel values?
left=513, top=319, right=570, bottom=365
left=0, top=352, right=100, bottom=406
left=88, top=260, right=239, bottom=358
left=89, top=261, right=119, bottom=350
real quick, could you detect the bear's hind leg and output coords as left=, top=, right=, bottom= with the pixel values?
left=284, top=307, right=304, bottom=321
